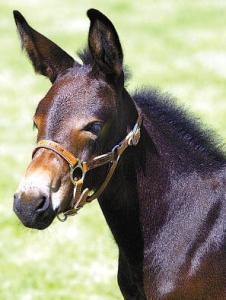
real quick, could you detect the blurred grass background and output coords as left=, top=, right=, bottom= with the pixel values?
left=1, top=0, right=226, bottom=299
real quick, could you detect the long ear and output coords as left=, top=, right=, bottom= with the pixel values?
left=13, top=11, right=75, bottom=83
left=87, top=9, right=123, bottom=83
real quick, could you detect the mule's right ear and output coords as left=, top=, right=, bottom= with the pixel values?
left=13, top=11, right=75, bottom=83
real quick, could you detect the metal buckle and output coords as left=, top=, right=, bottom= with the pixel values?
left=128, top=125, right=141, bottom=146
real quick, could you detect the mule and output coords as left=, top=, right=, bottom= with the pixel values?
left=13, top=9, right=226, bottom=299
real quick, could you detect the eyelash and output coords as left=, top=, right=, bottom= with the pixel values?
left=32, top=121, right=103, bottom=136
left=84, top=122, right=103, bottom=136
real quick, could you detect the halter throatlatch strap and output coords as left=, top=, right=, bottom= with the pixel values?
left=32, top=112, right=142, bottom=221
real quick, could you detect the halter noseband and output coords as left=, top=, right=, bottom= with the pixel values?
left=32, top=112, right=142, bottom=222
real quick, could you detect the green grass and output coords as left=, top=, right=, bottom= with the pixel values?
left=1, top=1, right=226, bottom=299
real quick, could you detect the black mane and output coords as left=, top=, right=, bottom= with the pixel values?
left=77, top=47, right=93, bottom=65
left=133, top=89, right=226, bottom=169
left=77, top=47, right=131, bottom=81
left=78, top=48, right=225, bottom=169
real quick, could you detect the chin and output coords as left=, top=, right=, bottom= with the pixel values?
left=14, top=205, right=57, bottom=230
left=22, top=215, right=56, bottom=230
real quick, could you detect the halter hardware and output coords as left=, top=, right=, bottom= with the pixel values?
left=32, top=112, right=142, bottom=222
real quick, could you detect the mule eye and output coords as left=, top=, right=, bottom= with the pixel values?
left=84, top=122, right=103, bottom=136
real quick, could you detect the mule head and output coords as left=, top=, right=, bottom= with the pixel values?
left=13, top=9, right=134, bottom=229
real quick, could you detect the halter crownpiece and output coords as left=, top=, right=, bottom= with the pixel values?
left=32, top=111, right=142, bottom=221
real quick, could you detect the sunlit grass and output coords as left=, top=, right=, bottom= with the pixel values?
left=1, top=1, right=226, bottom=299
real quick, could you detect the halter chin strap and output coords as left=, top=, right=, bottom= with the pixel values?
left=32, top=112, right=142, bottom=221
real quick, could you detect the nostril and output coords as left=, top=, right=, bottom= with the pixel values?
left=36, top=197, right=46, bottom=210
left=14, top=193, right=20, bottom=203
left=35, top=196, right=50, bottom=212
left=13, top=193, right=20, bottom=212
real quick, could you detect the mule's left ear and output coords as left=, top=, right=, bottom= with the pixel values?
left=13, top=10, right=75, bottom=83
left=87, top=9, right=123, bottom=82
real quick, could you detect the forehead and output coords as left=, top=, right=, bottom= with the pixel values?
left=35, top=66, right=117, bottom=125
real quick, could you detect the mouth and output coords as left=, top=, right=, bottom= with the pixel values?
left=53, top=189, right=74, bottom=213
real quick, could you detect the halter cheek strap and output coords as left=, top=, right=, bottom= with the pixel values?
left=32, top=112, right=142, bottom=221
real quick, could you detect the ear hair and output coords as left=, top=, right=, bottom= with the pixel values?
left=87, top=9, right=123, bottom=83
left=13, top=10, right=75, bottom=83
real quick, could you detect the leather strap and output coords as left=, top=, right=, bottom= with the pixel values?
left=33, top=111, right=142, bottom=221
left=33, top=140, right=78, bottom=167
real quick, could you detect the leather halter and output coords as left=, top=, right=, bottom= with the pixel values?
left=32, top=112, right=142, bottom=221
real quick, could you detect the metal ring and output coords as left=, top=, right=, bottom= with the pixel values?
left=70, top=162, right=85, bottom=185
left=57, top=212, right=67, bottom=222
